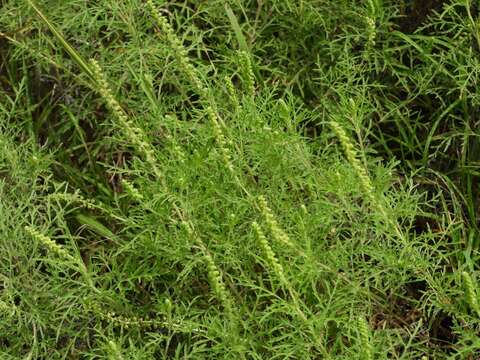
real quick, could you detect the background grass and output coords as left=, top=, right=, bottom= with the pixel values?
left=1, top=0, right=480, bottom=358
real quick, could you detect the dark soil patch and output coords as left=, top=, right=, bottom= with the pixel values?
left=398, top=0, right=448, bottom=33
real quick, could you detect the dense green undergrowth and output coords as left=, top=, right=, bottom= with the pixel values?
left=1, top=0, right=480, bottom=358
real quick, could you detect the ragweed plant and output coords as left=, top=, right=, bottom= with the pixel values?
left=146, top=0, right=208, bottom=99
left=365, top=0, right=381, bottom=49
left=252, top=221, right=328, bottom=356
left=462, top=271, right=480, bottom=316
left=47, top=191, right=97, bottom=210
left=24, top=226, right=97, bottom=291
left=329, top=114, right=406, bottom=242
left=207, top=106, right=235, bottom=175
left=357, top=316, right=373, bottom=360
left=121, top=179, right=144, bottom=202
left=224, top=74, right=240, bottom=111
left=25, top=226, right=74, bottom=261
left=84, top=298, right=201, bottom=333
left=252, top=221, right=287, bottom=286
left=3, top=0, right=479, bottom=358
left=182, top=222, right=234, bottom=318
left=89, top=59, right=162, bottom=179
left=257, top=195, right=293, bottom=248
left=239, top=51, right=256, bottom=98
left=329, top=120, right=376, bottom=205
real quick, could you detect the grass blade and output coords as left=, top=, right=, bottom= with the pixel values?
left=27, top=0, right=94, bottom=80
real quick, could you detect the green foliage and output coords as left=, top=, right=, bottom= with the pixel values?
left=1, top=0, right=479, bottom=358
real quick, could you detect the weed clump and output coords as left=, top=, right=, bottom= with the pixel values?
left=0, top=0, right=478, bottom=358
